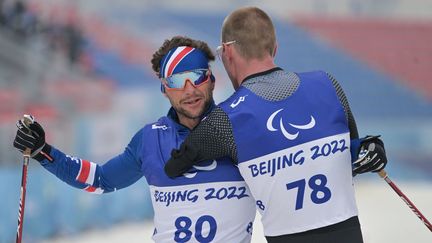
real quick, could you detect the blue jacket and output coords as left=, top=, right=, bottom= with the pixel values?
left=39, top=103, right=256, bottom=243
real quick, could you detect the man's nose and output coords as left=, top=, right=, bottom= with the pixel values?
left=183, top=79, right=196, bottom=92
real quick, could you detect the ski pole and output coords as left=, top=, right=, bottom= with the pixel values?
left=378, top=169, right=432, bottom=232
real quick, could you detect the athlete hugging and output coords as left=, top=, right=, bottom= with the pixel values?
left=13, top=36, right=257, bottom=243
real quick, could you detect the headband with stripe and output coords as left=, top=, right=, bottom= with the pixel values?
left=159, top=46, right=209, bottom=78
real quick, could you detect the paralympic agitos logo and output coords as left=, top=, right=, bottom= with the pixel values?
left=266, top=108, right=316, bottom=140
left=183, top=160, right=217, bottom=178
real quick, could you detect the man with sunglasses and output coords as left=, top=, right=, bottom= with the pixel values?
left=164, top=7, right=388, bottom=243
left=12, top=36, right=256, bottom=243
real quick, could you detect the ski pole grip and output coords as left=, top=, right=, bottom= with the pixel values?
left=22, top=115, right=34, bottom=157
left=22, top=115, right=34, bottom=128
left=378, top=169, right=387, bottom=178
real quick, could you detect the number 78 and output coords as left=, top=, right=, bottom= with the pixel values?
left=286, top=174, right=332, bottom=210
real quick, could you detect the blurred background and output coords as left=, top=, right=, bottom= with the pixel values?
left=0, top=0, right=431, bottom=242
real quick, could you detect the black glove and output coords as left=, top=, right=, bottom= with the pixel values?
left=164, top=141, right=202, bottom=178
left=353, top=135, right=387, bottom=175
left=13, top=115, right=53, bottom=162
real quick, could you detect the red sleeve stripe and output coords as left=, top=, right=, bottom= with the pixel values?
left=76, top=160, right=91, bottom=183
left=86, top=162, right=97, bottom=185
left=84, top=186, right=96, bottom=192
left=40, top=151, right=54, bottom=162
left=85, top=186, right=96, bottom=192
left=84, top=185, right=104, bottom=194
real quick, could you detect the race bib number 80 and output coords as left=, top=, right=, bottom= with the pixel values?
left=174, top=215, right=217, bottom=243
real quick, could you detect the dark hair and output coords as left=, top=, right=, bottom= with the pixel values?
left=151, top=36, right=215, bottom=76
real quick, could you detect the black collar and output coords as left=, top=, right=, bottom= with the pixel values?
left=241, top=67, right=283, bottom=85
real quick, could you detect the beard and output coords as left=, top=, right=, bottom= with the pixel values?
left=175, top=93, right=213, bottom=120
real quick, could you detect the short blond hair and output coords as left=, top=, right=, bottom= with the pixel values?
left=222, top=7, right=276, bottom=60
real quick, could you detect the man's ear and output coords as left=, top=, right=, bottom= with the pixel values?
left=210, top=79, right=215, bottom=91
left=273, top=43, right=278, bottom=57
left=162, top=90, right=168, bottom=98
left=210, top=72, right=216, bottom=82
left=225, top=43, right=234, bottom=60
left=160, top=84, right=166, bottom=94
